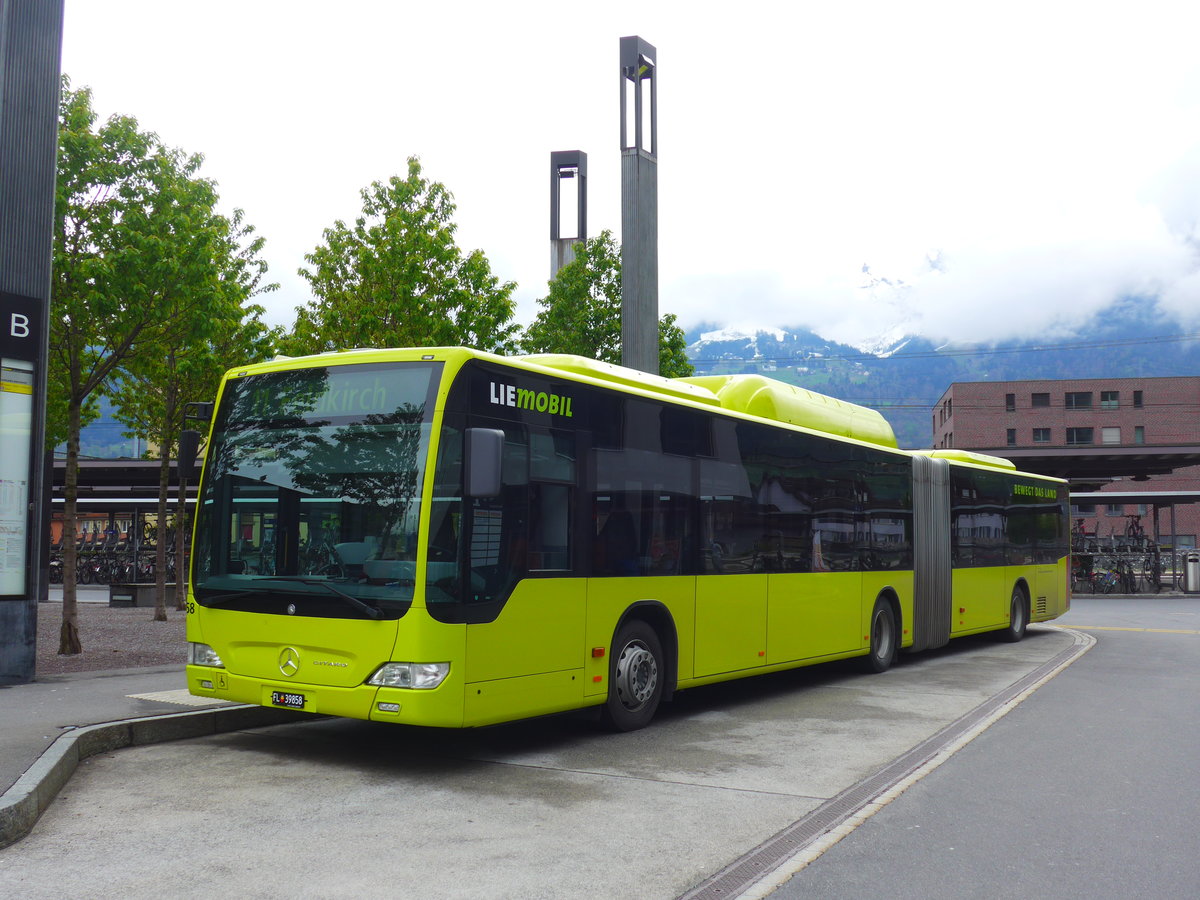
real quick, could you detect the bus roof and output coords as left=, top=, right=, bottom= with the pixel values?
left=520, top=355, right=897, bottom=449
left=230, top=347, right=902, bottom=451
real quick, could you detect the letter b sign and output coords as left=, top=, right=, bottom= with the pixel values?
left=0, top=292, right=41, bottom=358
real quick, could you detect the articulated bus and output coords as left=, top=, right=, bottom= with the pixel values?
left=185, top=347, right=1069, bottom=731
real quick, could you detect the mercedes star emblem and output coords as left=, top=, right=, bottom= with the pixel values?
left=278, top=646, right=300, bottom=677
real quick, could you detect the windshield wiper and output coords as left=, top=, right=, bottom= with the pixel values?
left=256, top=576, right=383, bottom=620
left=198, top=578, right=382, bottom=620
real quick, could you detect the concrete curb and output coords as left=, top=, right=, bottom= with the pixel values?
left=0, top=705, right=311, bottom=849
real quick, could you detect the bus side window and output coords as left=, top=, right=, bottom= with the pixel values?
left=528, top=483, right=571, bottom=571
left=595, top=504, right=639, bottom=576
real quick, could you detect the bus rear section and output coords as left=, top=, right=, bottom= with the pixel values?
left=909, top=450, right=1069, bottom=653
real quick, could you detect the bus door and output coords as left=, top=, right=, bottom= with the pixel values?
left=694, top=494, right=768, bottom=677
left=461, top=426, right=586, bottom=719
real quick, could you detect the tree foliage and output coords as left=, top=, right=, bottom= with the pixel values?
left=281, top=157, right=518, bottom=355
left=50, top=79, right=274, bottom=649
left=523, top=230, right=694, bottom=378
left=524, top=230, right=623, bottom=363
left=657, top=313, right=693, bottom=378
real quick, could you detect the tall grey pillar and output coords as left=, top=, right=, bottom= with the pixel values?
left=550, top=150, right=587, bottom=278
left=619, top=36, right=658, bottom=375
left=0, top=0, right=64, bottom=684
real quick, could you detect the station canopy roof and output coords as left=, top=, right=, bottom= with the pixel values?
left=967, top=444, right=1200, bottom=491
left=51, top=458, right=197, bottom=505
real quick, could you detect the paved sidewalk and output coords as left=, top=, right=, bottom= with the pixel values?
left=2, top=592, right=308, bottom=848
left=0, top=664, right=308, bottom=848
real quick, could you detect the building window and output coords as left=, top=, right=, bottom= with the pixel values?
left=1072, top=503, right=1096, bottom=516
left=1065, top=392, right=1093, bottom=410
left=1101, top=390, right=1119, bottom=410
left=1032, top=427, right=1051, bottom=443
left=1102, top=427, right=1121, bottom=445
left=1006, top=428, right=1017, bottom=446
left=1134, top=426, right=1145, bottom=444
left=1105, top=504, right=1124, bottom=517
left=1066, top=427, right=1094, bottom=445
left=1005, top=393, right=1015, bottom=412
left=1133, top=390, right=1144, bottom=408
left=1031, top=392, right=1050, bottom=408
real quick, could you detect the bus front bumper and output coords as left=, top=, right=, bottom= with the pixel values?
left=186, top=666, right=466, bottom=727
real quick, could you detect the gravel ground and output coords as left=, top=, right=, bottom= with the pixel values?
left=36, top=595, right=187, bottom=677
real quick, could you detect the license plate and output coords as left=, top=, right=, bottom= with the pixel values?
left=271, top=690, right=306, bottom=709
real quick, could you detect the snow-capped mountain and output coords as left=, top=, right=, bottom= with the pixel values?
left=683, top=297, right=1200, bottom=449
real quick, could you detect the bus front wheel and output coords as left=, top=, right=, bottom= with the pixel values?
left=602, top=620, right=664, bottom=732
left=864, top=598, right=897, bottom=673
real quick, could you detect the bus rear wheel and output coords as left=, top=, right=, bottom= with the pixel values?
left=602, top=620, right=664, bottom=732
left=864, top=598, right=897, bottom=673
left=999, top=586, right=1028, bottom=643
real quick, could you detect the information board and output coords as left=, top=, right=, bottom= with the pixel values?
left=0, top=359, right=33, bottom=595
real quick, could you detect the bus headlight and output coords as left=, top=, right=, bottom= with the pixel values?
left=367, top=662, right=449, bottom=689
left=188, top=642, right=225, bottom=668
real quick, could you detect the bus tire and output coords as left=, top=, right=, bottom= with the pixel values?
left=999, top=585, right=1028, bottom=643
left=602, top=620, right=664, bottom=732
left=864, top=597, right=897, bottom=673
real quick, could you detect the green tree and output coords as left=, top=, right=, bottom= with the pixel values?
left=281, top=157, right=518, bottom=355
left=50, top=80, right=270, bottom=652
left=657, top=313, right=693, bottom=378
left=108, top=208, right=275, bottom=621
left=523, top=230, right=694, bottom=378
left=524, top=230, right=623, bottom=363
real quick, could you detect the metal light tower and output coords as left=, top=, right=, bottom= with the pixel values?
left=619, top=36, right=658, bottom=374
left=550, top=150, right=587, bottom=278
left=0, top=0, right=64, bottom=683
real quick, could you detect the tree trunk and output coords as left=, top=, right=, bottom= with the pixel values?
left=153, top=452, right=170, bottom=622
left=58, top=400, right=83, bottom=655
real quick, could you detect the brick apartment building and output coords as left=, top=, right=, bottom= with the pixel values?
left=931, top=376, right=1200, bottom=548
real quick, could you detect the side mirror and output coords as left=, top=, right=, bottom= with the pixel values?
left=465, top=428, right=504, bottom=498
left=184, top=400, right=214, bottom=427
left=178, top=429, right=202, bottom=484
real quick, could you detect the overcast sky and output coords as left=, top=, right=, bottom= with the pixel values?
left=60, top=0, right=1200, bottom=348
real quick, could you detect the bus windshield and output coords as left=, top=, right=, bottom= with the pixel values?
left=192, top=361, right=441, bottom=619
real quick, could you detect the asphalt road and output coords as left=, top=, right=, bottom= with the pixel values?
left=769, top=594, right=1200, bottom=900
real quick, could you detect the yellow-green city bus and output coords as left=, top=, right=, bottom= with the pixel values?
left=185, top=347, right=1069, bottom=731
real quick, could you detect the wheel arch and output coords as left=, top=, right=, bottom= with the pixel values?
left=876, top=586, right=903, bottom=643
left=998, top=577, right=1032, bottom=642
left=1011, top=576, right=1031, bottom=613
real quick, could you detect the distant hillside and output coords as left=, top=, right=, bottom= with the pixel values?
left=685, top=300, right=1200, bottom=449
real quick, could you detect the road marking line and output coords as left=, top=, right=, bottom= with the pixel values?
left=1067, top=626, right=1200, bottom=635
